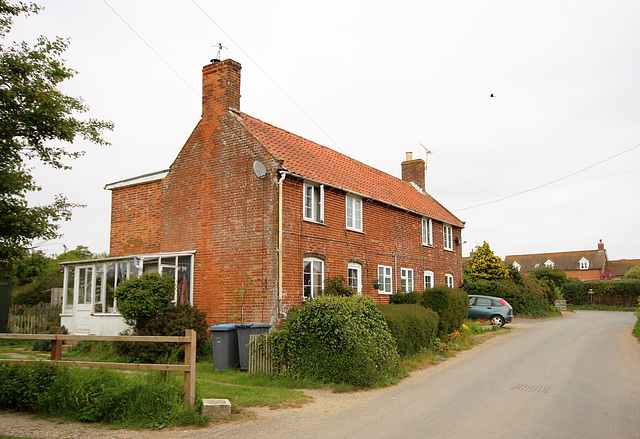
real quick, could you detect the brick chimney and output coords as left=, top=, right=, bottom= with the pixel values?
left=598, top=239, right=604, bottom=251
left=202, top=59, right=241, bottom=118
left=401, top=152, right=426, bottom=191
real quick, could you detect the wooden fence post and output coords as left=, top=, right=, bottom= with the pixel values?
left=183, top=329, right=197, bottom=408
left=50, top=328, right=62, bottom=361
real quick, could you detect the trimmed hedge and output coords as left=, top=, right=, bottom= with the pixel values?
left=464, top=276, right=555, bottom=316
left=562, top=279, right=640, bottom=307
left=269, top=296, right=401, bottom=387
left=420, top=286, right=468, bottom=337
left=377, top=304, right=439, bottom=356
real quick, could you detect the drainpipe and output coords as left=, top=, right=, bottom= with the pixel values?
left=278, top=170, right=288, bottom=316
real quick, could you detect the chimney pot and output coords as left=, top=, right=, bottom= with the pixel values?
left=406, top=152, right=413, bottom=161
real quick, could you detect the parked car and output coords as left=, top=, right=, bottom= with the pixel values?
left=468, top=295, right=513, bottom=326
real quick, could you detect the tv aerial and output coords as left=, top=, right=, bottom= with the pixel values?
left=419, top=143, right=433, bottom=171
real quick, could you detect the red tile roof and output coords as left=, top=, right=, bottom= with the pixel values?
left=236, top=112, right=464, bottom=227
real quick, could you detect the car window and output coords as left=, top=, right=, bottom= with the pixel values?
left=469, top=297, right=476, bottom=306
left=491, top=299, right=502, bottom=306
left=476, top=297, right=492, bottom=306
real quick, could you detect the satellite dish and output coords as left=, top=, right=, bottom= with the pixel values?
left=253, top=161, right=267, bottom=179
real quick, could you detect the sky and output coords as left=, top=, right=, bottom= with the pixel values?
left=9, top=0, right=640, bottom=261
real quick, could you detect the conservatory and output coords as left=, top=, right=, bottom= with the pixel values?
left=59, top=251, right=194, bottom=335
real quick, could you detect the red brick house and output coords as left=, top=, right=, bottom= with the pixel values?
left=504, top=239, right=609, bottom=280
left=60, top=59, right=464, bottom=334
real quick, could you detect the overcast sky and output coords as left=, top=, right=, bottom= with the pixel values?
left=10, top=0, right=640, bottom=261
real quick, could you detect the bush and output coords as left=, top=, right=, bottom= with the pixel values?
left=322, top=275, right=355, bottom=297
left=269, top=296, right=401, bottom=387
left=377, top=304, right=439, bottom=356
left=115, top=273, right=175, bottom=327
left=420, top=287, right=468, bottom=337
left=562, top=279, right=640, bottom=307
left=389, top=291, right=422, bottom=304
left=464, top=276, right=556, bottom=317
left=0, top=363, right=206, bottom=428
left=114, top=304, right=209, bottom=363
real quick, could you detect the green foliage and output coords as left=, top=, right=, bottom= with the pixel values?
left=0, top=361, right=57, bottom=411
left=562, top=279, right=640, bottom=307
left=269, top=296, right=401, bottom=387
left=11, top=246, right=96, bottom=305
left=388, top=291, right=422, bottom=304
left=465, top=242, right=509, bottom=280
left=464, top=276, right=556, bottom=316
left=114, top=304, right=209, bottom=363
left=420, top=286, right=468, bottom=337
left=322, top=275, right=355, bottom=297
left=0, top=2, right=113, bottom=271
left=114, top=273, right=175, bottom=327
left=633, top=296, right=640, bottom=342
left=0, top=363, right=206, bottom=428
left=377, top=304, right=439, bottom=356
left=530, top=266, right=567, bottom=289
left=623, top=266, right=640, bottom=280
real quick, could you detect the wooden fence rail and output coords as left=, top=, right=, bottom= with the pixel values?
left=248, top=333, right=278, bottom=375
left=0, top=329, right=197, bottom=407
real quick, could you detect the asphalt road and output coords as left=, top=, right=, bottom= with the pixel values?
left=202, top=311, right=640, bottom=439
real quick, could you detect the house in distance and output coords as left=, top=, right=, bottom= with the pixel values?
left=60, top=58, right=465, bottom=335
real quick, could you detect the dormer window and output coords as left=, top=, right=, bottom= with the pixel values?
left=579, top=257, right=590, bottom=270
left=544, top=259, right=555, bottom=269
left=304, top=182, right=324, bottom=223
left=512, top=262, right=521, bottom=272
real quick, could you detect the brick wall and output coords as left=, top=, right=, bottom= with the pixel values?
left=279, top=176, right=463, bottom=314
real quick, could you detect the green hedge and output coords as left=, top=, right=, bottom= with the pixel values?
left=562, top=279, right=640, bottom=307
left=420, top=287, right=468, bottom=337
left=269, top=296, right=401, bottom=387
left=377, top=304, right=439, bottom=356
left=0, top=363, right=205, bottom=428
left=464, top=276, right=555, bottom=316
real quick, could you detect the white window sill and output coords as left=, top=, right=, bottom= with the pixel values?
left=377, top=292, right=393, bottom=295
left=346, top=227, right=364, bottom=233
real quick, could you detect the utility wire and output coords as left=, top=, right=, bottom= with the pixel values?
left=190, top=0, right=345, bottom=154
left=453, top=142, right=640, bottom=212
left=102, top=0, right=200, bottom=99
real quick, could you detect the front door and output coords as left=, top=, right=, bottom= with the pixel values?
left=75, top=265, right=93, bottom=332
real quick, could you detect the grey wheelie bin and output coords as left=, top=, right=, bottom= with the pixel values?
left=208, top=324, right=240, bottom=370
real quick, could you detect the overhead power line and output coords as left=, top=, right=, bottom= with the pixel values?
left=453, top=142, right=640, bottom=212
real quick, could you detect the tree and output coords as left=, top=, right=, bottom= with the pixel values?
left=530, top=266, right=567, bottom=289
left=0, top=1, right=113, bottom=274
left=464, top=241, right=510, bottom=280
left=623, top=266, right=640, bottom=280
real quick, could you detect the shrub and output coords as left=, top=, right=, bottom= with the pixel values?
left=377, top=304, right=439, bottom=356
left=420, top=286, right=468, bottom=337
left=322, top=275, right=355, bottom=297
left=114, top=273, right=175, bottom=327
left=464, top=276, right=556, bottom=316
left=114, top=304, right=209, bottom=363
left=465, top=242, right=509, bottom=280
left=0, top=364, right=207, bottom=428
left=562, top=279, right=640, bottom=307
left=269, top=296, right=401, bottom=387
left=389, top=291, right=422, bottom=304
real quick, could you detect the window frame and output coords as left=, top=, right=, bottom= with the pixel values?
left=346, top=194, right=363, bottom=232
left=443, top=224, right=453, bottom=251
left=579, top=257, right=590, bottom=270
left=400, top=267, right=414, bottom=293
left=303, top=182, right=324, bottom=223
left=303, top=257, right=324, bottom=300
left=512, top=262, right=521, bottom=272
left=377, top=265, right=393, bottom=294
left=422, top=218, right=433, bottom=246
left=347, top=262, right=362, bottom=293
left=424, top=270, right=434, bottom=289
left=445, top=273, right=454, bottom=288
left=544, top=259, right=555, bottom=269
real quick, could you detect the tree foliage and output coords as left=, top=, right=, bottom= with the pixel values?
left=623, top=266, right=640, bottom=280
left=465, top=241, right=509, bottom=280
left=530, top=266, right=567, bottom=289
left=0, top=1, right=113, bottom=272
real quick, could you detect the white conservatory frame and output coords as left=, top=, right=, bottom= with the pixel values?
left=59, top=251, right=195, bottom=335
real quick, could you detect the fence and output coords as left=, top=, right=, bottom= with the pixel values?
left=0, top=329, right=197, bottom=407
left=248, top=333, right=278, bottom=375
left=8, top=304, right=61, bottom=334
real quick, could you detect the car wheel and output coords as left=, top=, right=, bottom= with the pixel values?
left=490, top=315, right=505, bottom=327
